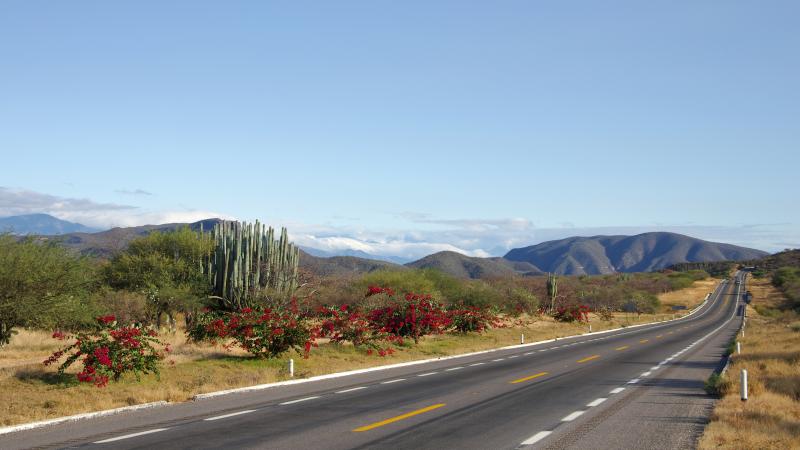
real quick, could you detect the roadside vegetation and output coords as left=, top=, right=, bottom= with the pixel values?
left=0, top=223, right=715, bottom=426
left=699, top=250, right=800, bottom=450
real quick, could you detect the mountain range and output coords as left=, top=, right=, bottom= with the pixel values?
left=0, top=213, right=99, bottom=235
left=3, top=214, right=770, bottom=277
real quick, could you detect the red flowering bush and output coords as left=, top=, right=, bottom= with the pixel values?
left=367, top=291, right=451, bottom=344
left=188, top=300, right=318, bottom=358
left=448, top=305, right=501, bottom=333
left=44, top=316, right=166, bottom=387
left=316, top=304, right=397, bottom=355
left=552, top=305, right=590, bottom=323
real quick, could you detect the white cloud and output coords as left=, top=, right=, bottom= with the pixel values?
left=0, top=187, right=231, bottom=229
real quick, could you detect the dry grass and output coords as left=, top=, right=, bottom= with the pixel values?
left=658, top=277, right=720, bottom=313
left=0, top=281, right=708, bottom=427
left=699, top=276, right=800, bottom=450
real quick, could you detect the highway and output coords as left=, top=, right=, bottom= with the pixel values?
left=2, top=272, right=744, bottom=450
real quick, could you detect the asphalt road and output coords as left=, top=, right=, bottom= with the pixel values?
left=1, top=273, right=744, bottom=450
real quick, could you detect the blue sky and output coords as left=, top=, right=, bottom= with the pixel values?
left=1, top=1, right=798, bottom=258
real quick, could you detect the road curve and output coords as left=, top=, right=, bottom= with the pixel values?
left=1, top=273, right=744, bottom=450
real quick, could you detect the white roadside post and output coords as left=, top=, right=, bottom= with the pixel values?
left=520, top=333, right=524, bottom=344
left=741, top=369, right=748, bottom=401
left=737, top=342, right=741, bottom=354
left=289, top=358, right=294, bottom=378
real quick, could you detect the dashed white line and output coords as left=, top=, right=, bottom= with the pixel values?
left=561, top=411, right=585, bottom=422
left=524, top=352, right=534, bottom=355
left=94, top=429, right=170, bottom=444
left=610, top=387, right=625, bottom=394
left=521, top=430, right=553, bottom=445
left=336, top=386, right=367, bottom=393
left=587, top=398, right=607, bottom=407
left=279, top=396, right=320, bottom=405
left=417, top=372, right=437, bottom=377
left=204, top=410, right=257, bottom=421
left=445, top=367, right=464, bottom=371
left=492, top=358, right=505, bottom=362
left=508, top=355, right=519, bottom=359
left=469, top=363, right=485, bottom=367
left=381, top=378, right=406, bottom=384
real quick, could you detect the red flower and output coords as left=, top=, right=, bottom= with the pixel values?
left=97, top=315, right=116, bottom=325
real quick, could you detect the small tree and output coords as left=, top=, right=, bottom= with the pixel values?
left=0, top=235, right=96, bottom=346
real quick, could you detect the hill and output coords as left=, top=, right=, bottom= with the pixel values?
left=298, top=251, right=405, bottom=277
left=0, top=213, right=99, bottom=235
left=505, top=232, right=768, bottom=275
left=405, top=251, right=542, bottom=279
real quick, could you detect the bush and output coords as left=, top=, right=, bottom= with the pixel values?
left=188, top=300, right=318, bottom=358
left=316, top=304, right=391, bottom=354
left=552, top=305, right=590, bottom=323
left=366, top=290, right=451, bottom=344
left=44, top=315, right=166, bottom=387
left=448, top=305, right=500, bottom=333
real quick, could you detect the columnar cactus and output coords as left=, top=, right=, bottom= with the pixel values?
left=547, top=272, right=558, bottom=312
left=206, top=221, right=299, bottom=310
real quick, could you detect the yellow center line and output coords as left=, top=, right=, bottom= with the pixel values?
left=353, top=403, right=446, bottom=432
left=510, top=371, right=549, bottom=384
left=577, top=355, right=600, bottom=363
left=615, top=345, right=629, bottom=351
left=640, top=339, right=649, bottom=343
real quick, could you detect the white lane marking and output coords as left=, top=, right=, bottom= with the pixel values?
left=641, top=371, right=652, bottom=377
left=539, top=349, right=548, bottom=352
left=524, top=352, right=534, bottom=355
left=508, top=355, right=519, bottom=359
left=610, top=387, right=625, bottom=394
left=521, top=430, right=553, bottom=445
left=470, top=363, right=485, bottom=367
left=651, top=366, right=661, bottom=371
left=381, top=378, right=406, bottom=384
left=628, top=378, right=640, bottom=384
left=587, top=398, right=607, bottom=407
left=561, top=410, right=585, bottom=422
left=336, top=386, right=368, bottom=393
left=94, top=428, right=170, bottom=444
left=445, top=367, right=464, bottom=371
left=279, top=396, right=320, bottom=405
left=204, top=410, right=257, bottom=421
left=492, top=358, right=505, bottom=362
left=417, top=372, right=437, bottom=377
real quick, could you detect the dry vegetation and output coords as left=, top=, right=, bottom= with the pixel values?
left=0, top=305, right=697, bottom=426
left=699, top=276, right=800, bottom=450
left=657, top=277, right=719, bottom=312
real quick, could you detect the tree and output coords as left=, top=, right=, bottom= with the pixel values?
left=0, top=234, right=96, bottom=346
left=104, top=227, right=212, bottom=331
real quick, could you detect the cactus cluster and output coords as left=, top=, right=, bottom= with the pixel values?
left=547, top=272, right=558, bottom=312
left=206, top=221, right=299, bottom=310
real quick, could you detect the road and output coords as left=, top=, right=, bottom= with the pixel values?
left=1, top=272, right=744, bottom=450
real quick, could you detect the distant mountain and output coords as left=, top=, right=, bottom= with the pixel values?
left=0, top=213, right=99, bottom=235
left=504, top=232, right=769, bottom=275
left=52, top=218, right=223, bottom=258
left=300, top=246, right=411, bottom=265
left=50, top=218, right=406, bottom=277
left=406, top=251, right=542, bottom=279
left=298, top=250, right=405, bottom=277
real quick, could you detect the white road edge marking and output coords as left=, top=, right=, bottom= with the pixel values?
left=381, top=378, right=406, bottom=384
left=204, top=410, right=257, bottom=421
left=586, top=398, right=607, bottom=407
left=628, top=378, right=640, bottom=384
left=521, top=430, right=553, bottom=445
left=641, top=371, right=652, bottom=377
left=279, top=396, right=320, bottom=405
left=336, top=386, right=367, bottom=393
left=561, top=411, right=585, bottom=422
left=94, top=428, right=170, bottom=444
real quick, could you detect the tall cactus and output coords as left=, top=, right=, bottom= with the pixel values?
left=547, top=272, right=558, bottom=313
left=206, top=220, right=300, bottom=310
